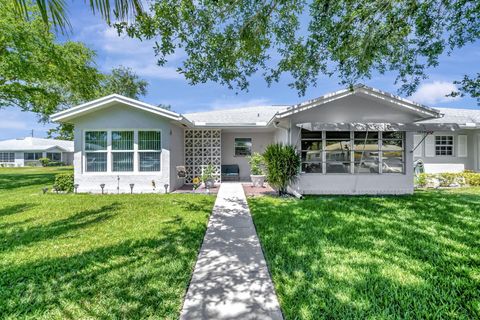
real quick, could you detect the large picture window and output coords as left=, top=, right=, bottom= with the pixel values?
left=139, top=131, right=161, bottom=172
left=435, top=136, right=453, bottom=156
left=46, top=152, right=61, bottom=161
left=85, top=131, right=107, bottom=172
left=300, top=130, right=405, bottom=174
left=84, top=130, right=162, bottom=173
left=234, top=138, right=252, bottom=156
left=0, top=152, right=15, bottom=162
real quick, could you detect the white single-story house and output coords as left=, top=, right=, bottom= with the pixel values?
left=0, top=137, right=74, bottom=167
left=50, top=85, right=480, bottom=194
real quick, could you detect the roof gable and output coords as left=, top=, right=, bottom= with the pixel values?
left=51, top=94, right=192, bottom=125
left=275, top=84, right=441, bottom=121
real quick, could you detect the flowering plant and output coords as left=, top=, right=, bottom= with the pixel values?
left=192, top=177, right=200, bottom=191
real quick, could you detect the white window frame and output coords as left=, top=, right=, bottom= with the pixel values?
left=138, top=130, right=162, bottom=172
left=82, top=129, right=162, bottom=175
left=434, top=135, right=454, bottom=156
left=111, top=130, right=135, bottom=172
left=0, top=152, right=15, bottom=163
left=234, top=137, right=252, bottom=157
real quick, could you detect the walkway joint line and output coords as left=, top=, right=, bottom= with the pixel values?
left=181, top=183, right=283, bottom=320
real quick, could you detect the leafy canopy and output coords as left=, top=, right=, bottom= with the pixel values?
left=112, top=0, right=480, bottom=100
left=0, top=0, right=101, bottom=121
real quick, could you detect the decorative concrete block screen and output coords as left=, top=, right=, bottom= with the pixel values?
left=185, top=129, right=222, bottom=184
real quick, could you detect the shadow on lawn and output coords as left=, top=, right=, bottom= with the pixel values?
left=249, top=191, right=480, bottom=319
left=0, top=217, right=207, bottom=319
left=0, top=203, right=37, bottom=217
left=0, top=203, right=120, bottom=253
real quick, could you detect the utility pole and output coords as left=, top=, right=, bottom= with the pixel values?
left=30, top=129, right=34, bottom=137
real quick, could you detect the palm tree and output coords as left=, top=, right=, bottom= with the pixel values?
left=13, top=0, right=144, bottom=32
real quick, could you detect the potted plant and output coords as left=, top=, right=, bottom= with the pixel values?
left=201, top=164, right=215, bottom=189
left=248, top=152, right=266, bottom=187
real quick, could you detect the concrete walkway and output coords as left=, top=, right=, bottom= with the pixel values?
left=180, top=183, right=283, bottom=320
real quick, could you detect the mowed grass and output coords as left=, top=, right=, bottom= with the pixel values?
left=249, top=189, right=480, bottom=319
left=0, top=167, right=215, bottom=319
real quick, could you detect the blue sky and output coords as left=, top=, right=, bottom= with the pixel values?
left=1, top=3, right=479, bottom=140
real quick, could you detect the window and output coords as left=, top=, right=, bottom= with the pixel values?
left=85, top=131, right=107, bottom=172
left=301, top=130, right=323, bottom=173
left=325, top=131, right=351, bottom=173
left=0, top=152, right=14, bottom=162
left=138, top=131, right=161, bottom=172
left=382, top=132, right=404, bottom=173
left=46, top=152, right=61, bottom=161
left=112, top=131, right=134, bottom=172
left=234, top=138, right=252, bottom=156
left=435, top=136, right=453, bottom=156
left=300, top=130, right=405, bottom=174
left=24, top=152, right=43, bottom=160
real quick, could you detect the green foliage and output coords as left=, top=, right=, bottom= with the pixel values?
left=110, top=0, right=480, bottom=99
left=0, top=166, right=214, bottom=318
left=53, top=172, right=74, bottom=192
left=263, top=144, right=300, bottom=195
left=38, top=157, right=50, bottom=167
left=448, top=73, right=480, bottom=104
left=248, top=152, right=265, bottom=175
left=415, top=173, right=428, bottom=188
left=463, top=171, right=480, bottom=186
left=201, top=164, right=215, bottom=182
left=249, top=189, right=480, bottom=319
left=12, top=0, right=144, bottom=32
left=438, top=172, right=458, bottom=187
left=0, top=0, right=102, bottom=121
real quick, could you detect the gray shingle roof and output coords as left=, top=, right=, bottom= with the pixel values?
left=0, top=137, right=74, bottom=152
left=184, top=106, right=288, bottom=125
left=421, top=108, right=480, bottom=125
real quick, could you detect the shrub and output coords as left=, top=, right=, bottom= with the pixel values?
left=415, top=173, right=428, bottom=188
left=39, top=157, right=50, bottom=166
left=438, top=173, right=457, bottom=187
left=53, top=173, right=74, bottom=192
left=46, top=161, right=65, bottom=167
left=463, top=171, right=480, bottom=186
left=248, top=152, right=265, bottom=175
left=263, top=144, right=301, bottom=195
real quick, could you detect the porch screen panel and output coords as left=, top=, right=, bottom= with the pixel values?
left=184, top=129, right=221, bottom=183
left=354, top=132, right=380, bottom=173
left=325, top=131, right=351, bottom=173
left=382, top=132, right=405, bottom=173
left=138, top=131, right=161, bottom=171
left=300, top=129, right=323, bottom=173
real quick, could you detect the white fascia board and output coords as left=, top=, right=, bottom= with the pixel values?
left=51, top=94, right=183, bottom=122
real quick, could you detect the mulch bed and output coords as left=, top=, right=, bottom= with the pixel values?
left=242, top=183, right=277, bottom=197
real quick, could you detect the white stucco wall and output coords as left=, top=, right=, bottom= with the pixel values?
left=169, top=124, right=185, bottom=190
left=71, top=104, right=175, bottom=193
left=281, top=95, right=420, bottom=195
left=414, top=130, right=480, bottom=173
left=221, top=131, right=274, bottom=180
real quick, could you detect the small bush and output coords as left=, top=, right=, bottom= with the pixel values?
left=46, top=161, right=65, bottom=167
left=463, top=171, right=480, bottom=186
left=438, top=173, right=457, bottom=187
left=415, top=173, right=428, bottom=188
left=39, top=157, right=50, bottom=166
left=248, top=152, right=265, bottom=175
left=263, top=144, right=301, bottom=195
left=53, top=173, right=74, bottom=192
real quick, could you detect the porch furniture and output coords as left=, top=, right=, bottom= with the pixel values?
left=221, top=164, right=240, bottom=181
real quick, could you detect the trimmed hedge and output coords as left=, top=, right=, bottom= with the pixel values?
left=415, top=171, right=480, bottom=188
left=53, top=173, right=74, bottom=192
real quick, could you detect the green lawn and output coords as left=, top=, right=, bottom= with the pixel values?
left=249, top=189, right=480, bottom=319
left=0, top=167, right=215, bottom=319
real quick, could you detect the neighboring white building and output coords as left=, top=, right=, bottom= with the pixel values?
left=0, top=137, right=74, bottom=167
left=50, top=85, right=480, bottom=194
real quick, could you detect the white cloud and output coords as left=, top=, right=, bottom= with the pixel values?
left=75, top=24, right=185, bottom=80
left=410, top=81, right=460, bottom=105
